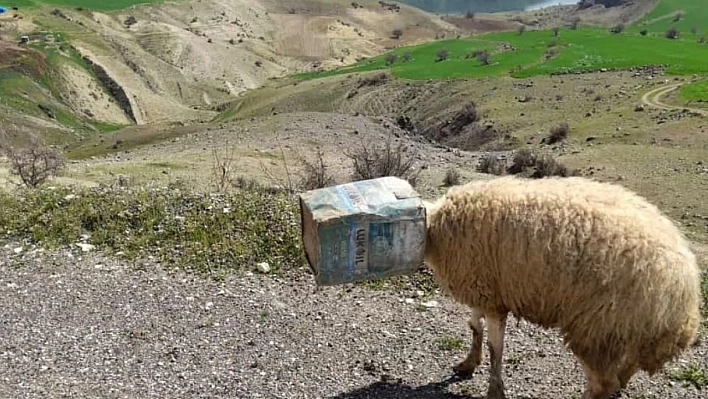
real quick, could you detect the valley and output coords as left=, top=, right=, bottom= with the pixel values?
left=0, top=1, right=706, bottom=398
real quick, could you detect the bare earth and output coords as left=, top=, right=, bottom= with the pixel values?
left=0, top=242, right=705, bottom=399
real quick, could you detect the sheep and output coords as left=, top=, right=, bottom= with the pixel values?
left=423, top=176, right=702, bottom=399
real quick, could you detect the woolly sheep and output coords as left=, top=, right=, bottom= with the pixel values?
left=423, top=176, right=702, bottom=399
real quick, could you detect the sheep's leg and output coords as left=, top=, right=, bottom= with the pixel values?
left=486, top=314, right=507, bottom=399
left=453, top=308, right=485, bottom=377
left=581, top=363, right=621, bottom=399
left=617, top=362, right=638, bottom=390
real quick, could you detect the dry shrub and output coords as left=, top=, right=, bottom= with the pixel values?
left=477, top=154, right=506, bottom=176
left=547, top=122, right=570, bottom=144
left=443, top=168, right=460, bottom=187
left=345, top=139, right=419, bottom=186
left=532, top=155, right=572, bottom=178
left=298, top=148, right=334, bottom=190
left=211, top=141, right=236, bottom=192
left=2, top=136, right=65, bottom=188
left=507, top=148, right=537, bottom=175
left=357, top=73, right=389, bottom=88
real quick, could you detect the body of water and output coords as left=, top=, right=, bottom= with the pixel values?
left=398, top=0, right=579, bottom=14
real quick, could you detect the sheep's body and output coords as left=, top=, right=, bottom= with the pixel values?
left=424, top=176, right=702, bottom=399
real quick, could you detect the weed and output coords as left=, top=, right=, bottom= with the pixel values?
left=443, top=168, right=460, bottom=187
left=436, top=336, right=464, bottom=351
left=668, top=363, right=708, bottom=388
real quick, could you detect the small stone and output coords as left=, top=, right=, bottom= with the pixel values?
left=76, top=243, right=95, bottom=252
left=404, top=298, right=415, bottom=304
left=13, top=247, right=22, bottom=254
left=421, top=300, right=439, bottom=308
left=256, top=262, right=271, bottom=273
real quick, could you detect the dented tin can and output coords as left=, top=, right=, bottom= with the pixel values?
left=299, top=176, right=426, bottom=286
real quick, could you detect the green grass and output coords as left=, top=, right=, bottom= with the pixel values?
left=679, top=80, right=708, bottom=102
left=1, top=0, right=173, bottom=11
left=297, top=26, right=708, bottom=81
left=638, top=0, right=707, bottom=35
left=293, top=0, right=708, bottom=82
left=436, top=336, right=465, bottom=351
left=0, top=183, right=303, bottom=275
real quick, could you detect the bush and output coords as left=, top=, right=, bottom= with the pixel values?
left=552, top=27, right=560, bottom=37
left=532, top=155, right=570, bottom=178
left=443, top=168, right=460, bottom=186
left=2, top=137, right=65, bottom=188
left=298, top=148, right=335, bottom=190
left=436, top=48, right=449, bottom=61
left=518, top=25, right=526, bottom=35
left=345, top=139, right=419, bottom=186
left=402, top=51, right=412, bottom=62
left=640, top=29, right=648, bottom=36
left=666, top=27, right=679, bottom=39
left=610, top=23, right=624, bottom=34
left=505, top=149, right=577, bottom=178
left=507, top=148, right=537, bottom=175
left=477, top=154, right=506, bottom=175
left=547, top=122, right=570, bottom=144
left=385, top=53, right=398, bottom=65
left=465, top=10, right=475, bottom=19
left=475, top=50, right=490, bottom=65
left=391, top=29, right=403, bottom=39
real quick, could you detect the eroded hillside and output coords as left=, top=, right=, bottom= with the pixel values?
left=0, top=0, right=459, bottom=138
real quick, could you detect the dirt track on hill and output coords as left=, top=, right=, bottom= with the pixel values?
left=641, top=83, right=708, bottom=116
left=0, top=243, right=705, bottom=399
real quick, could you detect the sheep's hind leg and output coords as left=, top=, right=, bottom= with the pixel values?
left=486, top=314, right=508, bottom=399
left=581, top=363, right=621, bottom=399
left=453, top=308, right=485, bottom=378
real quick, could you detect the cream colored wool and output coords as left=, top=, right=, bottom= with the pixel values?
left=424, top=176, right=702, bottom=399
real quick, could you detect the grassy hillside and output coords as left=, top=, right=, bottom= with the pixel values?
left=296, top=0, right=708, bottom=81
left=0, top=0, right=170, bottom=11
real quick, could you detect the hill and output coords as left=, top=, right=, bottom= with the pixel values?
left=0, top=0, right=459, bottom=143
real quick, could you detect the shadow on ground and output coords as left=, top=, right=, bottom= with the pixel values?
left=328, top=376, right=541, bottom=399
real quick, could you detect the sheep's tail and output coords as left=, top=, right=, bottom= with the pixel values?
left=640, top=312, right=701, bottom=376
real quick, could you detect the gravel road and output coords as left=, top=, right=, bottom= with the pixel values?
left=0, top=243, right=705, bottom=399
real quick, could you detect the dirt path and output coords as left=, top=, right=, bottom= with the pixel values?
left=641, top=83, right=708, bottom=116
left=0, top=243, right=705, bottom=399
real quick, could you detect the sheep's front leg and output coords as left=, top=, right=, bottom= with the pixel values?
left=453, top=308, right=485, bottom=378
left=487, top=314, right=507, bottom=399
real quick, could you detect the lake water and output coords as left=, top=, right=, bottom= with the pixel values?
left=398, top=0, right=579, bottom=14
left=525, top=0, right=578, bottom=11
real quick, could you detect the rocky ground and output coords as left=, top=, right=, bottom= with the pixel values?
left=0, top=243, right=705, bottom=399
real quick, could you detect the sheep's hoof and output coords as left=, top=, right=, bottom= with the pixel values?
left=452, top=361, right=476, bottom=378
left=486, top=387, right=506, bottom=399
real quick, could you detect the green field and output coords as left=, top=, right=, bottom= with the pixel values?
left=679, top=80, right=708, bottom=102
left=296, top=0, right=708, bottom=81
left=0, top=0, right=170, bottom=11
